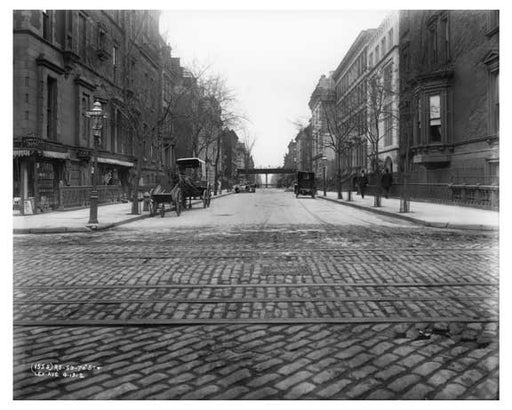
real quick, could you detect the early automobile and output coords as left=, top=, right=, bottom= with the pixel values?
left=294, top=171, right=316, bottom=198
left=234, top=183, right=256, bottom=193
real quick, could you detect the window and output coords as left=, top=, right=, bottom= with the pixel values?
left=81, top=94, right=90, bottom=146
left=381, top=37, right=386, bottom=57
left=414, top=96, right=422, bottom=146
left=79, top=14, right=86, bottom=58
left=489, top=70, right=499, bottom=136
left=401, top=44, right=410, bottom=72
left=428, top=23, right=438, bottom=66
left=428, top=95, right=442, bottom=142
left=383, top=63, right=393, bottom=93
left=441, top=16, right=450, bottom=62
left=42, top=10, right=51, bottom=41
left=369, top=52, right=373, bottom=67
left=66, top=10, right=73, bottom=50
left=384, top=103, right=393, bottom=146
left=98, top=28, right=106, bottom=51
left=112, top=45, right=118, bottom=83
left=46, top=77, right=57, bottom=140
left=388, top=28, right=393, bottom=48
left=375, top=45, right=380, bottom=63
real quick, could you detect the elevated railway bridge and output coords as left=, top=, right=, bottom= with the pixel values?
left=237, top=167, right=297, bottom=188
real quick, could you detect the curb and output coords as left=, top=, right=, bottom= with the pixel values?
left=318, top=196, right=498, bottom=232
left=13, top=213, right=150, bottom=235
left=13, top=192, right=233, bottom=235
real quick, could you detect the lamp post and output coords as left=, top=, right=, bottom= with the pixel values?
left=322, top=156, right=327, bottom=197
left=86, top=101, right=107, bottom=225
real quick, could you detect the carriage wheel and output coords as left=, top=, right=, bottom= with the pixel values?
left=175, top=190, right=182, bottom=216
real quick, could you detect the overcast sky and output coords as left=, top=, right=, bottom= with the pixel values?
left=159, top=10, right=390, bottom=167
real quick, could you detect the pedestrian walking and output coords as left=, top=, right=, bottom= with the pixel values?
left=381, top=168, right=393, bottom=199
left=359, top=170, right=368, bottom=199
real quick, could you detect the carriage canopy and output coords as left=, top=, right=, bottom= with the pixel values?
left=176, top=157, right=206, bottom=182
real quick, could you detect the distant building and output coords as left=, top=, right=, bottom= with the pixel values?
left=221, top=129, right=239, bottom=187
left=283, top=140, right=297, bottom=170
left=332, top=29, right=375, bottom=183
left=367, top=11, right=400, bottom=175
left=295, top=124, right=313, bottom=172
left=309, top=74, right=336, bottom=180
left=399, top=10, right=499, bottom=201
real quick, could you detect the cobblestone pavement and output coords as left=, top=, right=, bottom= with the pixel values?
left=13, top=192, right=499, bottom=399
left=14, top=322, right=498, bottom=400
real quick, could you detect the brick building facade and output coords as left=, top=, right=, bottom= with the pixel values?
left=13, top=10, right=183, bottom=213
left=399, top=10, right=499, bottom=187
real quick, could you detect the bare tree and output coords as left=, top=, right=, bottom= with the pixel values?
left=321, top=102, right=360, bottom=199
left=366, top=65, right=399, bottom=206
left=190, top=69, right=246, bottom=195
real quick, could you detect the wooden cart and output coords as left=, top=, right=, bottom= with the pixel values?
left=149, top=184, right=183, bottom=217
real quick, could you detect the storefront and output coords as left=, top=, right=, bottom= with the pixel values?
left=97, top=156, right=134, bottom=198
left=13, top=140, right=69, bottom=214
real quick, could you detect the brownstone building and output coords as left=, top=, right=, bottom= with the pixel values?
left=398, top=10, right=499, bottom=207
left=13, top=10, right=182, bottom=213
left=221, top=128, right=240, bottom=188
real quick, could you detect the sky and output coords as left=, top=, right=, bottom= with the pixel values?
left=159, top=9, right=390, bottom=168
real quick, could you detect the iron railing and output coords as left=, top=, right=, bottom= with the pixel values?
left=366, top=183, right=499, bottom=210
left=59, top=185, right=125, bottom=209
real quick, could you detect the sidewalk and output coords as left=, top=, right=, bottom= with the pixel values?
left=12, top=192, right=232, bottom=234
left=320, top=191, right=499, bottom=231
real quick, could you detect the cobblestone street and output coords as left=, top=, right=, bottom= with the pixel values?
left=13, top=191, right=499, bottom=399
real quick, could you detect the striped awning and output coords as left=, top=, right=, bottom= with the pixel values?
left=97, top=157, right=134, bottom=167
left=41, top=150, right=70, bottom=159
left=13, top=149, right=32, bottom=157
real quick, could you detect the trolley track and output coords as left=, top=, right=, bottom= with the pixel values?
left=14, top=280, right=498, bottom=326
left=13, top=218, right=499, bottom=327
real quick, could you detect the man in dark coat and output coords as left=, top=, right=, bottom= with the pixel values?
left=359, top=170, right=368, bottom=199
left=381, top=168, right=393, bottom=198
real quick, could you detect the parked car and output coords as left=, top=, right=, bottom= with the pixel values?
left=234, top=184, right=256, bottom=193
left=295, top=171, right=316, bottom=198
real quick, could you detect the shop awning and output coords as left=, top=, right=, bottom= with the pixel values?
left=13, top=149, right=32, bottom=157
left=41, top=150, right=70, bottom=159
left=97, top=157, right=134, bottom=167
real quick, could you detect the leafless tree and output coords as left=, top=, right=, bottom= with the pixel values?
left=321, top=102, right=360, bottom=199
left=366, top=65, right=399, bottom=206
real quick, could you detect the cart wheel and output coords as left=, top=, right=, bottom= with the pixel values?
left=175, top=191, right=182, bottom=216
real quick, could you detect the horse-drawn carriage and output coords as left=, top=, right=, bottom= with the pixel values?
left=149, top=157, right=212, bottom=217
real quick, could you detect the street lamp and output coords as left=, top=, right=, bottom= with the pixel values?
left=85, top=100, right=107, bottom=225
left=322, top=156, right=327, bottom=197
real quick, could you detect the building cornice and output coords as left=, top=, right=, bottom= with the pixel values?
left=36, top=54, right=66, bottom=75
